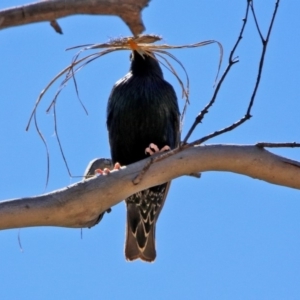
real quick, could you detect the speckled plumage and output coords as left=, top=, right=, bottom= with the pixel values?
left=107, top=51, right=180, bottom=262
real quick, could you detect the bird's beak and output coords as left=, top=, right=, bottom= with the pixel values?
left=128, top=39, right=145, bottom=59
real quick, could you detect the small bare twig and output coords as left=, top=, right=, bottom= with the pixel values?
left=18, top=229, right=24, bottom=253
left=182, top=1, right=251, bottom=144
left=256, top=142, right=300, bottom=148
left=249, top=1, right=264, bottom=42
left=186, top=0, right=280, bottom=147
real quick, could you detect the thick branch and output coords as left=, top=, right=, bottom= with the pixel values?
left=0, top=144, right=299, bottom=231
left=0, top=0, right=149, bottom=36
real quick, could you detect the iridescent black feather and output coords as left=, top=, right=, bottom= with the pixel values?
left=107, top=51, right=180, bottom=262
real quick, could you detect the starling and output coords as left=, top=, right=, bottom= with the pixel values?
left=107, top=50, right=180, bottom=262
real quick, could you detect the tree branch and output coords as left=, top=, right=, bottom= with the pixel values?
left=0, top=0, right=149, bottom=36
left=0, top=144, right=299, bottom=231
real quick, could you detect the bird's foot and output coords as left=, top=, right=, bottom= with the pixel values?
left=145, top=143, right=171, bottom=156
left=95, top=162, right=121, bottom=175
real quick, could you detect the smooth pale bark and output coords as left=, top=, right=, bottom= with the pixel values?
left=0, top=0, right=149, bottom=35
left=0, top=144, right=299, bottom=231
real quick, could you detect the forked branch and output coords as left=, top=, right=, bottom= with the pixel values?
left=183, top=0, right=280, bottom=146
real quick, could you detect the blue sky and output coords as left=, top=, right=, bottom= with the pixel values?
left=1, top=0, right=300, bottom=299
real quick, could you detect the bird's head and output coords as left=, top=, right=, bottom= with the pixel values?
left=127, top=39, right=163, bottom=77
left=129, top=50, right=163, bottom=77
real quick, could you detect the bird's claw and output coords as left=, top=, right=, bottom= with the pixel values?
left=145, top=143, right=171, bottom=155
left=95, top=162, right=121, bottom=176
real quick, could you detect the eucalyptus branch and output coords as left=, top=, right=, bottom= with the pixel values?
left=0, top=145, right=299, bottom=231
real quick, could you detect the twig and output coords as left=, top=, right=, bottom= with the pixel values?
left=186, top=0, right=280, bottom=147
left=18, top=229, right=24, bottom=253
left=249, top=0, right=264, bottom=42
left=256, top=142, right=300, bottom=148
left=182, top=1, right=250, bottom=144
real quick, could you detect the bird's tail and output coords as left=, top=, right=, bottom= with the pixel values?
left=125, top=211, right=156, bottom=262
left=124, top=183, right=170, bottom=262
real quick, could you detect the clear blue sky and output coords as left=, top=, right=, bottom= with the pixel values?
left=1, top=0, right=300, bottom=299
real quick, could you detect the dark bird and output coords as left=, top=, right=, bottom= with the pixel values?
left=107, top=49, right=180, bottom=262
